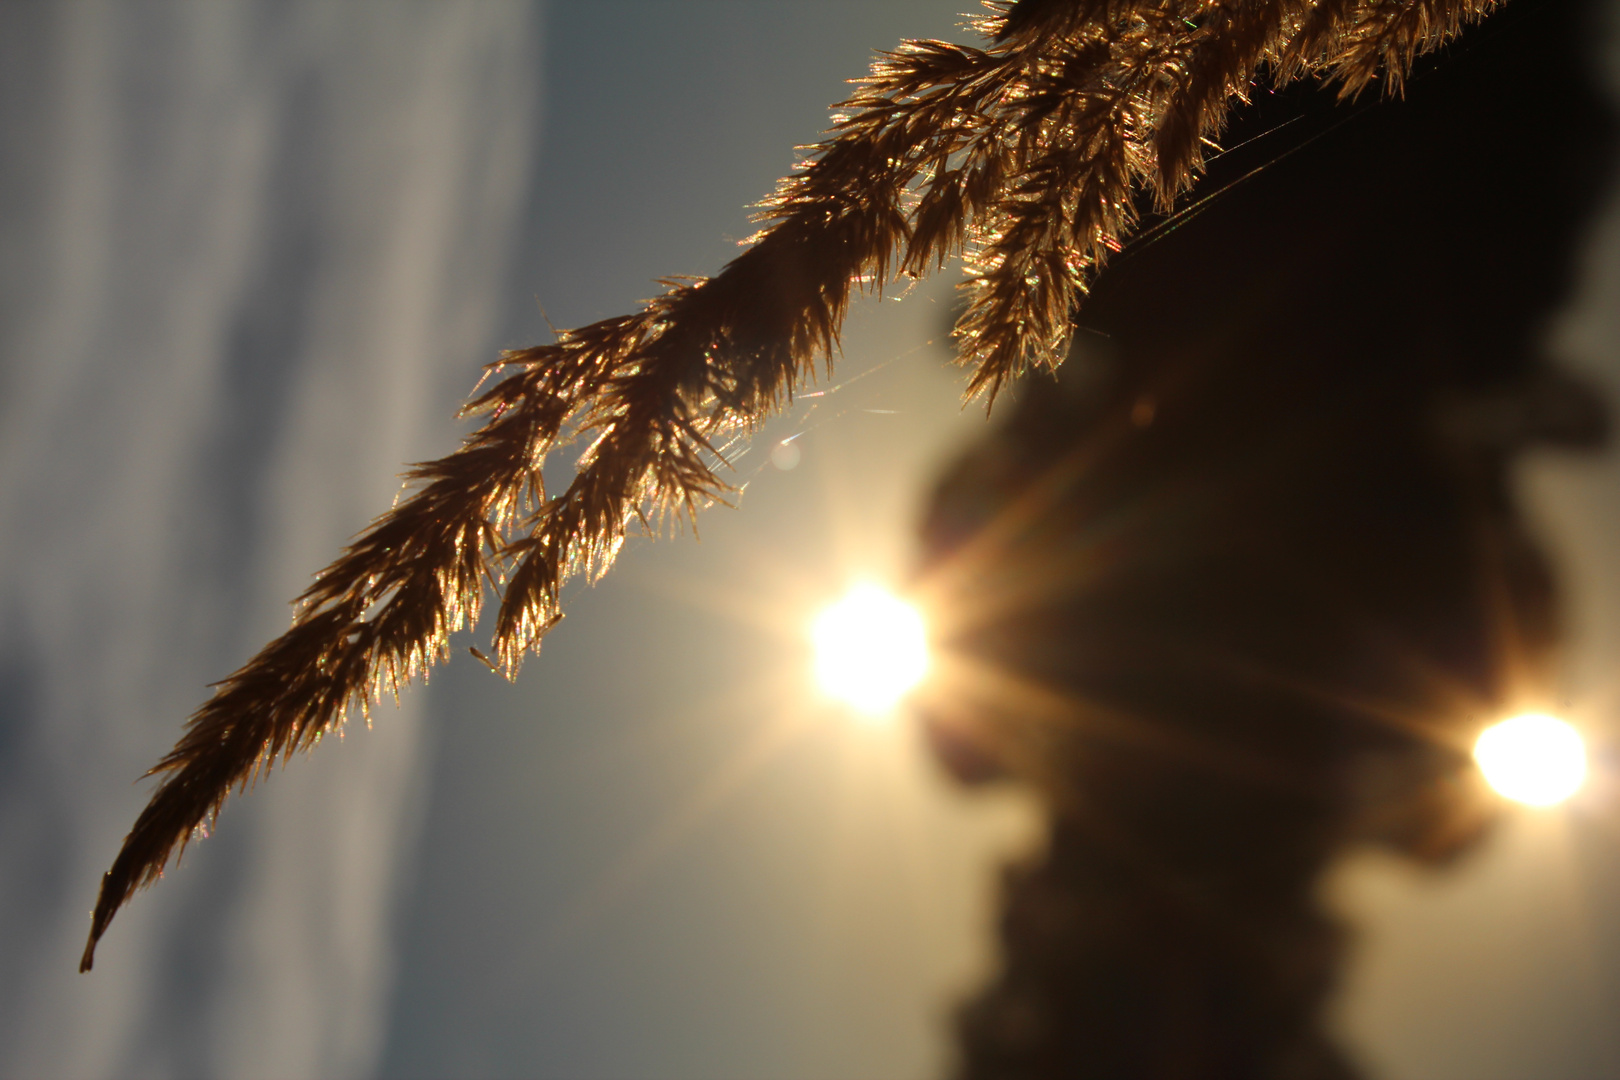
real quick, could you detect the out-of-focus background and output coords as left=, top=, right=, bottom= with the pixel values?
left=0, top=2, right=1617, bottom=1078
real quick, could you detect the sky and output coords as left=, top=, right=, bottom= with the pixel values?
left=1, top=2, right=1619, bottom=1079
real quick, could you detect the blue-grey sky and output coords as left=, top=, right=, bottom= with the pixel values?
left=0, top=2, right=541, bottom=1076
left=3, top=3, right=1620, bottom=1079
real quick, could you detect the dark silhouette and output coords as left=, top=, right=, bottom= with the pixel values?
left=916, top=0, right=1616, bottom=1075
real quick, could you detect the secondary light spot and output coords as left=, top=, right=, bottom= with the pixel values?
left=1474, top=712, right=1587, bottom=807
left=770, top=439, right=801, bottom=470
left=812, top=583, right=928, bottom=717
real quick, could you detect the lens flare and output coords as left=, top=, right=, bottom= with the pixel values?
left=812, top=584, right=928, bottom=716
left=1474, top=712, right=1587, bottom=807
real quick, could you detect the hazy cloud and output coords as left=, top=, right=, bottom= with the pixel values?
left=0, top=3, right=542, bottom=1076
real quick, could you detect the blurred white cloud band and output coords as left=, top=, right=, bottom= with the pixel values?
left=0, top=3, right=541, bottom=1077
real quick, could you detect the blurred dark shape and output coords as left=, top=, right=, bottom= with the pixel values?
left=916, top=0, right=1616, bottom=1075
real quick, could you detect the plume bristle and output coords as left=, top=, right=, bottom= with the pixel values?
left=81, top=0, right=1501, bottom=972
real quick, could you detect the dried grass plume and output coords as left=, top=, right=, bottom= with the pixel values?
left=83, top=0, right=1500, bottom=971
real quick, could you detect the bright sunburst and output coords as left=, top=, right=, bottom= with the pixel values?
left=1474, top=712, right=1588, bottom=807
left=812, top=583, right=929, bottom=717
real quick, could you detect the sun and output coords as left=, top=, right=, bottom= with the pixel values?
left=1474, top=712, right=1588, bottom=807
left=812, top=584, right=929, bottom=717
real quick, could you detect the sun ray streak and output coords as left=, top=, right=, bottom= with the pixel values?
left=529, top=688, right=818, bottom=956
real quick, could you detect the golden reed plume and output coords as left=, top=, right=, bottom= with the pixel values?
left=83, top=0, right=1498, bottom=971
